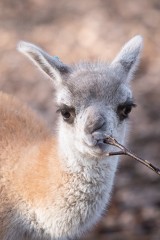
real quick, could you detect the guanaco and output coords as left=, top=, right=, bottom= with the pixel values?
left=0, top=35, right=143, bottom=240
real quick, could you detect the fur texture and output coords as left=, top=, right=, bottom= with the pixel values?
left=0, top=36, right=143, bottom=240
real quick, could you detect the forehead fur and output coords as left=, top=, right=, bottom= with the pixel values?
left=58, top=62, right=132, bottom=107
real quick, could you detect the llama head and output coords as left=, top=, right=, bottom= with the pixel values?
left=18, top=36, right=143, bottom=160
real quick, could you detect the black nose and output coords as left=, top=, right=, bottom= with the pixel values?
left=85, top=115, right=105, bottom=134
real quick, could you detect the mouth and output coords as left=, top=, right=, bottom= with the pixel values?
left=83, top=135, right=111, bottom=156
left=83, top=135, right=160, bottom=175
left=92, top=139, right=111, bottom=155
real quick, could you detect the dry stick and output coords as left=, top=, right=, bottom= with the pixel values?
left=104, top=136, right=160, bottom=176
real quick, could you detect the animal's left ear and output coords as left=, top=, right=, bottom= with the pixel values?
left=111, top=35, right=143, bottom=82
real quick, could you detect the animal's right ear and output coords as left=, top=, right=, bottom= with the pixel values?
left=17, top=41, right=71, bottom=85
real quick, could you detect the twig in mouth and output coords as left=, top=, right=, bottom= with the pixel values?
left=104, top=136, right=160, bottom=176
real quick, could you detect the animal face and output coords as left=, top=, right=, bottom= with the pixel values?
left=17, top=35, right=143, bottom=158
left=56, top=64, right=135, bottom=157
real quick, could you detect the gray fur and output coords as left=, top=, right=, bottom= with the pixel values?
left=8, top=35, right=144, bottom=240
left=17, top=36, right=143, bottom=156
left=18, top=41, right=71, bottom=82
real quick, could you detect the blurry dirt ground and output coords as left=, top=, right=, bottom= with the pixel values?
left=0, top=0, right=160, bottom=239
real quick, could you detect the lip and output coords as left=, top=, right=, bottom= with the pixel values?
left=93, top=141, right=108, bottom=153
left=85, top=140, right=109, bottom=156
left=83, top=135, right=97, bottom=147
left=83, top=134, right=111, bottom=156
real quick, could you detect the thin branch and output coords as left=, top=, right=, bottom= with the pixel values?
left=104, top=136, right=160, bottom=176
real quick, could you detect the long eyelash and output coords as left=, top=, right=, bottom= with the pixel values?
left=55, top=104, right=68, bottom=113
left=130, top=102, right=137, bottom=108
left=120, top=100, right=137, bottom=108
left=56, top=104, right=75, bottom=114
left=128, top=98, right=137, bottom=107
left=126, top=102, right=136, bottom=108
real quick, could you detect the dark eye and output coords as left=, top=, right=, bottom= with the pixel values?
left=60, top=109, right=71, bottom=120
left=117, top=102, right=136, bottom=120
left=57, top=104, right=75, bottom=124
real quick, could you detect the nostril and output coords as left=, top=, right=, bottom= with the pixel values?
left=85, top=116, right=105, bottom=134
left=92, top=121, right=105, bottom=133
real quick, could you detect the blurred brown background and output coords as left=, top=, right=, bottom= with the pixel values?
left=0, top=0, right=160, bottom=239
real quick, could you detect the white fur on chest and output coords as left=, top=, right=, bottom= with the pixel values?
left=29, top=156, right=119, bottom=240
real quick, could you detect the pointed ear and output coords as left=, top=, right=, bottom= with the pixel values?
left=111, top=35, right=143, bottom=82
left=17, top=41, right=71, bottom=85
